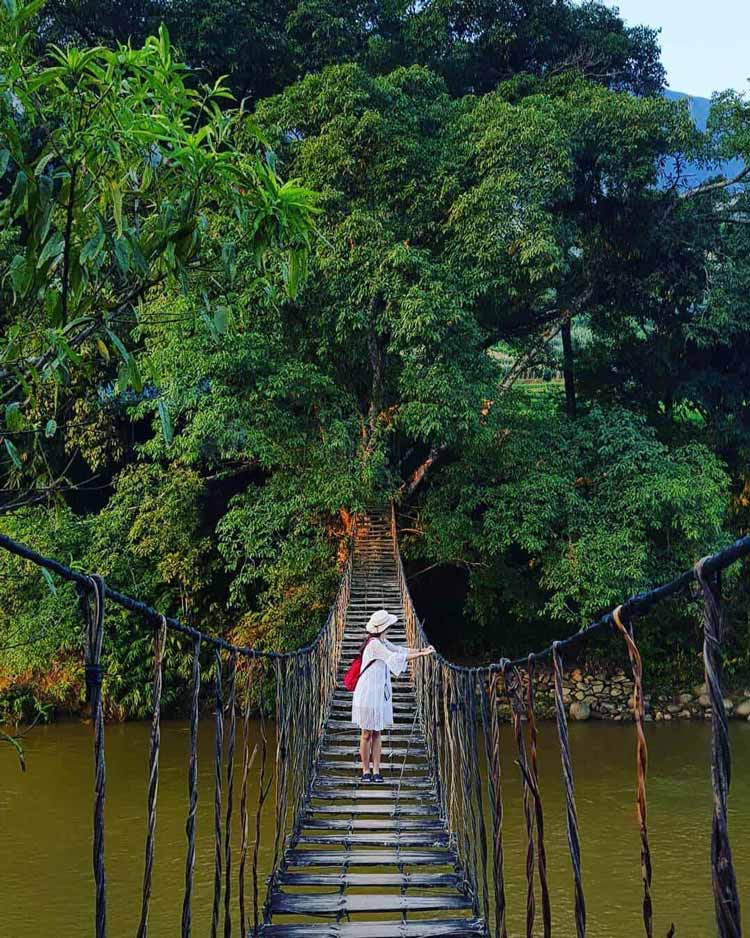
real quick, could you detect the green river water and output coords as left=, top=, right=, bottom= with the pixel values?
left=2, top=718, right=749, bottom=937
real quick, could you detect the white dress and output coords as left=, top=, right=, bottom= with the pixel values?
left=351, top=638, right=409, bottom=731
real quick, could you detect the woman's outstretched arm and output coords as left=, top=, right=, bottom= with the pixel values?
left=404, top=645, right=435, bottom=661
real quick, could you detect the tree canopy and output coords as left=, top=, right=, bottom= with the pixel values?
left=2, top=0, right=750, bottom=718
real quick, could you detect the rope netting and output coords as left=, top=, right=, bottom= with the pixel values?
left=0, top=527, right=353, bottom=938
left=393, top=506, right=750, bottom=938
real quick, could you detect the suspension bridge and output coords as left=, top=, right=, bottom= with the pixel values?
left=1, top=505, right=749, bottom=938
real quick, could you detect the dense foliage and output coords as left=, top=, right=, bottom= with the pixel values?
left=1, top=0, right=750, bottom=718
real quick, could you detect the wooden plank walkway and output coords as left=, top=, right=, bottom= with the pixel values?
left=261, top=512, right=484, bottom=937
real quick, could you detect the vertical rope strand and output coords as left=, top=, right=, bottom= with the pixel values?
left=223, top=653, right=238, bottom=938
left=471, top=671, right=491, bottom=930
left=181, top=635, right=201, bottom=938
left=83, top=574, right=107, bottom=938
left=253, top=666, right=273, bottom=937
left=211, top=649, right=225, bottom=938
left=238, top=663, right=258, bottom=937
left=526, top=655, right=552, bottom=938
left=136, top=615, right=167, bottom=938
left=481, top=670, right=508, bottom=938
left=612, top=606, right=654, bottom=938
left=695, top=560, right=742, bottom=938
left=503, top=661, right=536, bottom=938
left=552, top=642, right=585, bottom=938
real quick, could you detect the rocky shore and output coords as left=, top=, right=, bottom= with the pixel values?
left=499, top=667, right=750, bottom=722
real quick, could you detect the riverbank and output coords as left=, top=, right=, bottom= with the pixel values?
left=507, top=665, right=750, bottom=722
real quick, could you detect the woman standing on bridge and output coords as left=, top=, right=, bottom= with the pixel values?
left=352, top=608, right=435, bottom=782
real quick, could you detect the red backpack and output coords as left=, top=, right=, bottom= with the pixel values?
left=343, top=637, right=377, bottom=691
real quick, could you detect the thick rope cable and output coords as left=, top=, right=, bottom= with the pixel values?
left=695, top=559, right=742, bottom=938
left=384, top=509, right=750, bottom=675
left=181, top=635, right=201, bottom=938
left=612, top=606, right=654, bottom=938
left=82, top=574, right=107, bottom=938
left=136, top=615, right=167, bottom=938
left=552, top=642, right=585, bottom=938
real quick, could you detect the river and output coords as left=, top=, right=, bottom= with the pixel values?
left=2, top=718, right=749, bottom=937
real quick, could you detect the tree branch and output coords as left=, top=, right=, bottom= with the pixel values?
left=60, top=165, right=78, bottom=324
left=679, top=165, right=750, bottom=200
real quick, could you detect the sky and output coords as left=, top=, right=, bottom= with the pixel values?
left=605, top=0, right=750, bottom=97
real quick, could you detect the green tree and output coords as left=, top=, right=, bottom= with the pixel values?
left=405, top=390, right=730, bottom=661
left=0, top=2, right=318, bottom=502
left=36, top=0, right=665, bottom=101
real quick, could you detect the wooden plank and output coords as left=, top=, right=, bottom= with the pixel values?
left=330, top=703, right=415, bottom=714
left=325, top=722, right=419, bottom=734
left=285, top=848, right=453, bottom=867
left=277, top=871, right=462, bottom=888
left=296, top=832, right=449, bottom=847
left=317, top=761, right=428, bottom=773
left=307, top=804, right=439, bottom=816
left=320, top=746, right=426, bottom=757
left=334, top=696, right=416, bottom=703
left=313, top=776, right=433, bottom=790
left=310, top=788, right=431, bottom=801
left=260, top=920, right=485, bottom=937
left=270, top=893, right=472, bottom=915
left=302, top=817, right=444, bottom=832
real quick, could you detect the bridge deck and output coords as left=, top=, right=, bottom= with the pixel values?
left=261, top=513, right=483, bottom=937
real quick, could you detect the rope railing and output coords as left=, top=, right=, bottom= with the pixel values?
left=0, top=523, right=354, bottom=938
left=392, top=503, right=750, bottom=938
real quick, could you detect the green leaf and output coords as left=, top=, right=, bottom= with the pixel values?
left=4, top=437, right=23, bottom=469
left=95, top=338, right=110, bottom=363
left=213, top=305, right=229, bottom=335
left=10, top=169, right=27, bottom=215
left=34, top=152, right=55, bottom=176
left=50, top=331, right=83, bottom=366
left=0, top=150, right=10, bottom=175
left=44, top=418, right=57, bottom=438
left=8, top=255, right=28, bottom=294
left=285, top=248, right=307, bottom=300
left=113, top=236, right=131, bottom=274
left=105, top=327, right=130, bottom=363
left=2, top=0, right=18, bottom=20
left=80, top=228, right=106, bottom=264
left=157, top=398, right=173, bottom=445
left=40, top=567, right=57, bottom=595
left=37, top=230, right=65, bottom=270
left=5, top=402, right=23, bottom=432
left=129, top=357, right=143, bottom=394
left=111, top=183, right=123, bottom=237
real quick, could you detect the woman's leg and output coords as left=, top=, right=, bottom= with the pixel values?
left=370, top=731, right=382, bottom=776
left=359, top=729, right=373, bottom=775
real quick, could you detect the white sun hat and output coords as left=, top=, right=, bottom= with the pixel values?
left=365, top=609, right=398, bottom=635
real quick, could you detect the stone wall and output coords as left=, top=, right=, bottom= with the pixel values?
left=497, top=666, right=750, bottom=722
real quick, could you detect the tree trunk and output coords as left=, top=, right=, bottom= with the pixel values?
left=561, top=320, right=576, bottom=418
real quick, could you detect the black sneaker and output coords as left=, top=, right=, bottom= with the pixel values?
left=360, top=772, right=373, bottom=783
left=372, top=773, right=384, bottom=783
